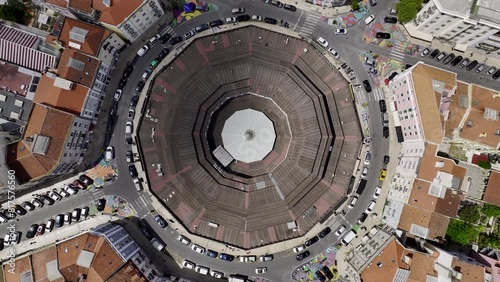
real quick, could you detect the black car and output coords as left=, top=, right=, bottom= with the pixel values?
left=136, top=81, right=145, bottom=92
left=123, top=65, right=134, bottom=78
left=219, top=253, right=235, bottom=261
left=159, top=33, right=171, bottom=44
left=129, top=165, right=138, bottom=177
left=270, top=0, right=284, bottom=7
left=383, top=155, right=390, bottom=164
left=158, top=48, right=170, bottom=60
left=296, top=251, right=310, bottom=261
left=429, top=49, right=440, bottom=58
left=209, top=19, right=224, bottom=27
left=155, top=215, right=167, bottom=228
left=375, top=32, right=391, bottom=39
left=493, top=69, right=500, bottom=80
left=321, top=266, right=335, bottom=280
left=358, top=213, right=368, bottom=224
left=443, top=53, right=455, bottom=65
left=207, top=249, right=218, bottom=258
left=264, top=17, right=278, bottom=24
left=169, top=36, right=183, bottom=45
left=140, top=227, right=153, bottom=239
left=450, top=55, right=463, bottom=66
left=130, top=95, right=139, bottom=107
left=55, top=214, right=64, bottom=227
left=318, top=227, right=331, bottom=238
left=316, top=270, right=327, bottom=282
left=26, top=224, right=38, bottom=239
left=119, top=77, right=128, bottom=88
left=284, top=4, right=297, bottom=11
left=379, top=100, right=387, bottom=112
left=237, top=14, right=251, bottom=22
left=79, top=174, right=93, bottom=186
left=362, top=80, right=372, bottom=93
left=305, top=236, right=319, bottom=247
left=96, top=199, right=106, bottom=211
left=14, top=205, right=27, bottom=216
left=383, top=126, right=389, bottom=138
left=466, top=60, right=478, bottom=71
left=384, top=16, right=397, bottom=23
left=3, top=209, right=15, bottom=219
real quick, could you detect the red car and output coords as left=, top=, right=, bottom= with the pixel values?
left=36, top=224, right=46, bottom=236
left=73, top=179, right=86, bottom=190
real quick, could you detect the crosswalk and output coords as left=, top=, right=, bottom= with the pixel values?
left=90, top=188, right=105, bottom=199
left=299, top=12, right=321, bottom=38
left=354, top=87, right=386, bottom=104
left=132, top=193, right=152, bottom=212
left=161, top=24, right=177, bottom=37
left=389, top=42, right=406, bottom=63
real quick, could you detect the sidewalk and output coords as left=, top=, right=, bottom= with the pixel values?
left=0, top=214, right=118, bottom=262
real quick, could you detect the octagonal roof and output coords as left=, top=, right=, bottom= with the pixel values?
left=221, top=109, right=276, bottom=163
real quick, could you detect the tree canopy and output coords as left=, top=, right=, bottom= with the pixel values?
left=351, top=1, right=360, bottom=11
left=396, top=0, right=423, bottom=23
left=482, top=204, right=500, bottom=217
left=458, top=204, right=481, bottom=224
left=0, top=0, right=30, bottom=24
left=446, top=219, right=479, bottom=246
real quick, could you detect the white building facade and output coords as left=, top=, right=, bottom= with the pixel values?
left=115, top=0, right=164, bottom=42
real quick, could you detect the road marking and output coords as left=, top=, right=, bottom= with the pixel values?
left=293, top=10, right=304, bottom=31
left=299, top=12, right=322, bottom=38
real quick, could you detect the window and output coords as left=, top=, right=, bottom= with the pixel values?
left=441, top=24, right=446, bottom=27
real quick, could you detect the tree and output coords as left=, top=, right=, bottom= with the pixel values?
left=482, top=204, right=500, bottom=217
left=479, top=233, right=500, bottom=249
left=0, top=0, right=31, bottom=24
left=351, top=1, right=360, bottom=11
left=446, top=219, right=479, bottom=246
left=396, top=0, right=423, bottom=23
left=458, top=204, right=481, bottom=224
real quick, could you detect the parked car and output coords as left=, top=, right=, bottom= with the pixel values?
left=379, top=100, right=387, bottom=112
left=72, top=208, right=81, bottom=221
left=264, top=17, right=277, bottom=24
left=122, top=65, right=134, bottom=78
left=384, top=16, right=397, bottom=23
left=374, top=187, right=382, bottom=198
left=46, top=219, right=55, bottom=232
left=379, top=169, right=387, bottom=180
left=177, top=235, right=191, bottom=245
left=183, top=260, right=195, bottom=269
left=237, top=15, right=251, bottom=22
left=118, top=77, right=128, bottom=88
left=96, top=198, right=106, bottom=211
left=375, top=32, right=391, bottom=39
left=296, top=251, right=310, bottom=261
left=155, top=215, right=167, bottom=228
left=26, top=224, right=38, bottom=238
left=335, top=225, right=346, bottom=236
left=127, top=109, right=135, bottom=120
left=207, top=249, right=218, bottom=258
left=475, top=64, right=485, bottom=73
left=128, top=165, right=138, bottom=177
left=209, top=270, right=224, bottom=278
left=64, top=213, right=71, bottom=224
left=364, top=14, right=375, bottom=25
left=36, top=224, right=45, bottom=236
left=113, top=89, right=122, bottom=102
left=362, top=80, right=372, bottom=93
left=420, top=48, right=431, bottom=57
left=269, top=0, right=284, bottom=7
left=435, top=52, right=447, bottom=61
left=260, top=254, right=274, bottom=261
left=318, top=227, right=331, bottom=238
left=443, top=53, right=455, bottom=64
left=315, top=36, right=329, bottom=48
left=255, top=267, right=267, bottom=274
left=493, top=69, right=500, bottom=80
left=357, top=213, right=368, bottom=224
left=105, top=146, right=114, bottom=160
left=125, top=121, right=133, bottom=134
left=383, top=155, right=390, bottom=164
left=365, top=200, right=376, bottom=213
left=486, top=67, right=497, bottom=76
left=81, top=207, right=89, bottom=218
left=305, top=236, right=319, bottom=247
left=225, top=17, right=237, bottom=24
left=136, top=81, right=145, bottom=92
left=184, top=30, right=195, bottom=39
left=22, top=201, right=35, bottom=211
left=328, top=48, right=339, bottom=59
left=383, top=126, right=389, bottom=138
left=284, top=4, right=296, bottom=11
left=251, top=15, right=262, bottom=21
left=240, top=256, right=257, bottom=262
left=14, top=206, right=26, bottom=216
left=169, top=36, right=183, bottom=45
left=348, top=197, right=357, bottom=208
left=466, top=60, right=478, bottom=71
left=65, top=185, right=77, bottom=195
left=195, top=24, right=210, bottom=32
left=450, top=55, right=463, bottom=66
left=159, top=34, right=171, bottom=44
left=39, top=195, right=55, bottom=206
left=49, top=192, right=62, bottom=202
left=137, top=45, right=149, bottom=56
left=322, top=265, right=335, bottom=280
left=31, top=198, right=43, bottom=208
left=293, top=244, right=305, bottom=253
left=191, top=244, right=206, bottom=254
left=219, top=253, right=235, bottom=261
left=149, top=34, right=161, bottom=45
left=209, top=19, right=224, bottom=27
left=79, top=174, right=93, bottom=186
left=429, top=49, right=440, bottom=58
left=55, top=214, right=64, bottom=227
left=334, top=28, right=347, bottom=35
left=73, top=179, right=86, bottom=190
left=459, top=58, right=470, bottom=68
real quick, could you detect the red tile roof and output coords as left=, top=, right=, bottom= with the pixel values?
left=34, top=74, right=89, bottom=115
left=58, top=17, right=109, bottom=56
left=57, top=49, right=99, bottom=88
left=93, top=0, right=144, bottom=26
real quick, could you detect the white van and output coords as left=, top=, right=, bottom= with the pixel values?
left=195, top=266, right=210, bottom=275
left=364, top=152, right=371, bottom=165
left=125, top=121, right=133, bottom=134
left=133, top=178, right=143, bottom=191
left=382, top=112, right=389, bottom=126
left=364, top=14, right=375, bottom=25
left=341, top=230, right=357, bottom=245
left=348, top=197, right=357, bottom=209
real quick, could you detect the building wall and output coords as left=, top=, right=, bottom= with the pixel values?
left=81, top=62, right=111, bottom=120
left=98, top=33, right=126, bottom=66
left=54, top=116, right=92, bottom=174
left=117, top=0, right=164, bottom=42
left=390, top=72, right=424, bottom=142
left=32, top=0, right=76, bottom=19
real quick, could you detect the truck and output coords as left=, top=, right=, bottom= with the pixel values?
left=356, top=179, right=367, bottom=195
left=341, top=229, right=357, bottom=246
left=151, top=238, right=165, bottom=251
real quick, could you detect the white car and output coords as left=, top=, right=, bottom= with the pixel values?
left=191, top=244, right=206, bottom=254
left=335, top=225, right=346, bottom=236
left=373, top=186, right=382, bottom=199
left=225, top=17, right=237, bottom=23
left=149, top=34, right=161, bottom=45
left=255, top=267, right=267, bottom=274
left=251, top=15, right=262, bottom=21
left=137, top=45, right=149, bottom=56
left=209, top=269, right=224, bottom=278
left=65, top=185, right=77, bottom=195
left=182, top=260, right=195, bottom=269
left=365, top=200, right=376, bottom=214
left=177, top=235, right=191, bottom=245
left=348, top=197, right=357, bottom=209
left=328, top=48, right=340, bottom=59
left=239, top=255, right=257, bottom=262
left=364, top=14, right=375, bottom=25
left=184, top=30, right=195, bottom=39
left=125, top=121, right=133, bottom=134
left=105, top=146, right=114, bottom=160
left=113, top=89, right=122, bottom=102
left=315, top=36, right=329, bottom=48
left=335, top=28, right=347, bottom=35
left=232, top=7, right=245, bottom=14
left=293, top=244, right=305, bottom=253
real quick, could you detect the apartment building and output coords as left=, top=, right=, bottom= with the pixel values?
left=412, top=0, right=500, bottom=51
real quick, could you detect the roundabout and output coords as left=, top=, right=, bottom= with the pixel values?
left=137, top=25, right=362, bottom=249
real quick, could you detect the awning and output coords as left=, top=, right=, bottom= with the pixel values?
left=454, top=43, right=468, bottom=52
